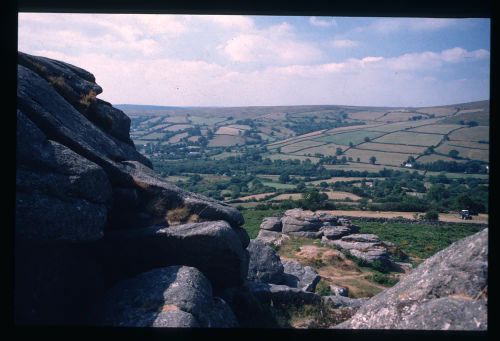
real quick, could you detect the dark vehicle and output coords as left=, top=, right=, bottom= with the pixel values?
left=460, top=210, right=472, bottom=220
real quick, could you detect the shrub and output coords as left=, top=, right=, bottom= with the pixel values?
left=315, top=279, right=333, bottom=296
left=424, top=209, right=439, bottom=221
left=368, top=272, right=399, bottom=286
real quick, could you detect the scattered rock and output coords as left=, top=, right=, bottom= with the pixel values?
left=260, top=217, right=282, bottom=231
left=99, top=266, right=238, bottom=327
left=335, top=229, right=488, bottom=330
left=247, top=240, right=284, bottom=284
left=282, top=260, right=321, bottom=292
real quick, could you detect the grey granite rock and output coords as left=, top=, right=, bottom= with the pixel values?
left=282, top=260, right=321, bottom=292
left=100, top=266, right=238, bottom=327
left=247, top=240, right=284, bottom=284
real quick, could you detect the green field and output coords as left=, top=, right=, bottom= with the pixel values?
left=356, top=142, right=427, bottom=154
left=313, top=130, right=385, bottom=146
left=355, top=221, right=484, bottom=262
left=435, top=143, right=489, bottom=162
left=295, top=143, right=347, bottom=156
left=261, top=181, right=297, bottom=190
left=409, top=124, right=463, bottom=134
left=373, top=131, right=443, bottom=146
left=281, top=140, right=326, bottom=153
left=344, top=148, right=415, bottom=166
left=448, top=126, right=489, bottom=142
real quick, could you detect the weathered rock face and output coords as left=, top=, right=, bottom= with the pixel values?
left=322, top=234, right=393, bottom=267
left=282, top=260, right=321, bottom=292
left=255, top=229, right=290, bottom=247
left=335, top=228, right=488, bottom=330
left=103, top=221, right=249, bottom=289
left=260, top=217, right=282, bottom=231
left=15, top=52, right=248, bottom=326
left=247, top=240, right=284, bottom=284
left=321, top=225, right=359, bottom=240
left=16, top=110, right=112, bottom=241
left=99, top=266, right=238, bottom=327
left=245, top=281, right=321, bottom=306
left=281, top=209, right=324, bottom=233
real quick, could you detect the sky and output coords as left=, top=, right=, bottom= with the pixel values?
left=18, top=13, right=490, bottom=107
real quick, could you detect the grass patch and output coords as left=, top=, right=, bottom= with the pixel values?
left=366, top=272, right=399, bottom=286
left=277, top=237, right=321, bottom=259
left=315, top=279, right=333, bottom=296
left=241, top=209, right=283, bottom=239
left=354, top=220, right=484, bottom=262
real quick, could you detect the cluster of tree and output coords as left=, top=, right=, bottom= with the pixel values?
left=412, top=160, right=487, bottom=174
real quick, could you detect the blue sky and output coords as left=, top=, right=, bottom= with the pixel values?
left=18, top=14, right=490, bottom=107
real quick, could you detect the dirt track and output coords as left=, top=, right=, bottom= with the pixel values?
left=320, top=210, right=488, bottom=224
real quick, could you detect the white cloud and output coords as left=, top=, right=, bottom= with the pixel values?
left=331, top=39, right=359, bottom=48
left=18, top=13, right=188, bottom=57
left=220, top=22, right=323, bottom=64
left=309, top=16, right=337, bottom=28
left=369, top=18, right=458, bottom=34
left=196, top=15, right=254, bottom=31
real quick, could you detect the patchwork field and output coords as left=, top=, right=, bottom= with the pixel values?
left=416, top=154, right=467, bottom=164
left=409, top=124, right=463, bottom=134
left=447, top=140, right=489, bottom=150
left=435, top=143, right=489, bottom=162
left=375, top=111, right=416, bottom=122
left=265, top=153, right=321, bottom=164
left=344, top=149, right=415, bottom=166
left=373, top=131, right=443, bottom=146
left=313, top=130, right=385, bottom=146
left=127, top=101, right=488, bottom=179
left=294, top=143, right=348, bottom=156
left=448, top=126, right=489, bottom=142
left=207, top=135, right=245, bottom=147
left=169, top=132, right=189, bottom=143
left=164, top=124, right=193, bottom=132
left=280, top=140, right=326, bottom=153
left=348, top=111, right=386, bottom=121
left=415, top=106, right=456, bottom=116
left=356, top=142, right=427, bottom=154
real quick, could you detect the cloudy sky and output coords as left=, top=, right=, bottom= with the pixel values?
left=18, top=13, right=490, bottom=107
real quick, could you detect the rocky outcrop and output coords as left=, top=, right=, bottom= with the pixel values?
left=245, top=282, right=321, bottom=306
left=321, top=225, right=359, bottom=240
left=322, top=234, right=393, bottom=267
left=102, top=221, right=249, bottom=289
left=282, top=260, right=320, bottom=292
left=281, top=208, right=337, bottom=233
left=15, top=52, right=248, bottom=326
left=247, top=240, right=284, bottom=284
left=99, top=266, right=238, bottom=327
left=256, top=229, right=290, bottom=247
left=260, top=217, right=282, bottom=231
left=335, top=229, right=488, bottom=330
